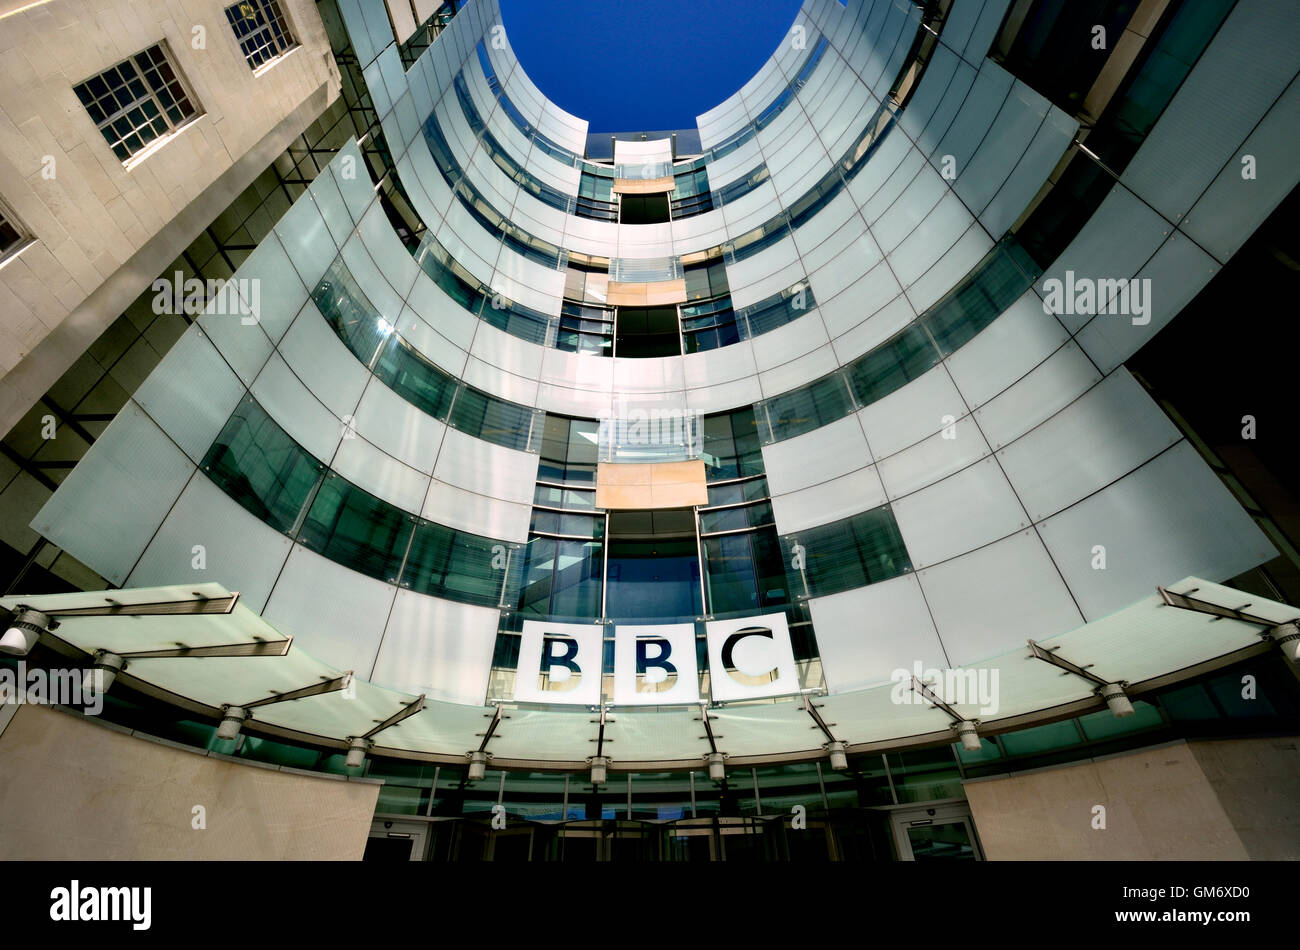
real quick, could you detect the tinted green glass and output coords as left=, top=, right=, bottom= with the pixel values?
left=782, top=505, right=911, bottom=598
left=761, top=371, right=856, bottom=442
left=202, top=397, right=323, bottom=534
left=447, top=385, right=537, bottom=452
left=702, top=408, right=764, bottom=480
left=298, top=474, right=414, bottom=582
left=923, top=238, right=1040, bottom=355
left=739, top=282, right=818, bottom=337
left=702, top=525, right=788, bottom=615
left=846, top=324, right=940, bottom=406
left=516, top=535, right=603, bottom=618
left=698, top=501, right=774, bottom=535
left=401, top=519, right=514, bottom=606
left=373, top=335, right=457, bottom=420
left=313, top=256, right=390, bottom=365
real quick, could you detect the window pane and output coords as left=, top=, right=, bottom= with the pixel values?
left=298, top=475, right=413, bottom=582
left=202, top=397, right=323, bottom=533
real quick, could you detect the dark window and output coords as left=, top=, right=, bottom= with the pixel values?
left=225, top=0, right=297, bottom=72
left=615, top=307, right=680, bottom=358
left=74, top=43, right=199, bottom=162
left=0, top=202, right=28, bottom=260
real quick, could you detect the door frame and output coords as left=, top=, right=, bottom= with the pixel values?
left=888, top=801, right=984, bottom=861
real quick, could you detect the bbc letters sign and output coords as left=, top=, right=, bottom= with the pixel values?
left=704, top=613, right=798, bottom=701
left=613, top=622, right=698, bottom=705
left=514, top=614, right=796, bottom=705
left=514, top=621, right=604, bottom=705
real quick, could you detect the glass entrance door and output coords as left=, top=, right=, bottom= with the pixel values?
left=889, top=803, right=983, bottom=861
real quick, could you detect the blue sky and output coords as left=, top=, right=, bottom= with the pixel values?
left=498, top=0, right=806, bottom=133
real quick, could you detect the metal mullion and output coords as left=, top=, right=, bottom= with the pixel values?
left=94, top=61, right=157, bottom=137
left=698, top=498, right=769, bottom=515
left=706, top=473, right=767, bottom=488
left=699, top=524, right=772, bottom=540
left=145, top=53, right=194, bottom=136
left=531, top=504, right=598, bottom=517
left=529, top=531, right=598, bottom=542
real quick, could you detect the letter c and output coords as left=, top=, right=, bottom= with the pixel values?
left=721, top=627, right=779, bottom=686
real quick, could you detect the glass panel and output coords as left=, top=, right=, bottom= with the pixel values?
left=605, top=535, right=702, bottom=620
left=313, top=256, right=392, bottom=365
left=781, top=504, right=911, bottom=598
left=447, top=386, right=538, bottom=453
left=907, top=822, right=977, bottom=860
left=202, top=397, right=324, bottom=534
left=701, top=408, right=764, bottom=481
left=373, top=335, right=457, bottom=421
left=846, top=323, right=941, bottom=407
left=737, top=281, right=817, bottom=337
left=401, top=519, right=516, bottom=607
left=921, top=237, right=1040, bottom=355
left=760, top=372, right=856, bottom=442
left=298, top=474, right=414, bottom=583
left=516, top=536, right=603, bottom=618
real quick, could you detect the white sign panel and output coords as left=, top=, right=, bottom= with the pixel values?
left=513, top=621, right=603, bottom=706
left=612, top=623, right=699, bottom=706
left=705, top=613, right=798, bottom=701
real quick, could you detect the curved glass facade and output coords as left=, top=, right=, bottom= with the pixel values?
left=20, top=0, right=1298, bottom=796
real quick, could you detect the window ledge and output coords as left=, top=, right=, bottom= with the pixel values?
left=0, top=237, right=37, bottom=273
left=122, top=114, right=205, bottom=171
left=252, top=43, right=301, bottom=78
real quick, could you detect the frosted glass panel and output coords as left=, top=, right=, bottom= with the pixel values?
left=891, top=455, right=1027, bottom=568
left=370, top=588, right=500, bottom=704
left=274, top=192, right=338, bottom=291
left=811, top=573, right=948, bottom=693
left=1037, top=442, right=1277, bottom=621
left=197, top=307, right=272, bottom=386
left=917, top=530, right=1083, bottom=668
left=858, top=363, right=964, bottom=460
left=277, top=301, right=372, bottom=419
left=974, top=343, right=1100, bottom=451
left=877, top=418, right=991, bottom=501
left=433, top=427, right=539, bottom=505
left=233, top=234, right=310, bottom=346
left=771, top=465, right=888, bottom=535
left=261, top=545, right=397, bottom=676
left=127, top=475, right=293, bottom=614
left=351, top=380, right=447, bottom=474
left=761, top=414, right=872, bottom=495
left=946, top=290, right=1068, bottom=409
left=134, top=326, right=245, bottom=464
left=249, top=353, right=344, bottom=463
left=32, top=402, right=195, bottom=586
left=331, top=432, right=431, bottom=514
left=422, top=478, right=531, bottom=542
left=996, top=370, right=1181, bottom=522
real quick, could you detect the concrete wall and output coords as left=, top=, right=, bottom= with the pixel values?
left=0, top=0, right=340, bottom=434
left=964, top=737, right=1300, bottom=860
left=0, top=703, right=380, bottom=860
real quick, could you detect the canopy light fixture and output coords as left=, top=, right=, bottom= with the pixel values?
left=707, top=751, right=726, bottom=782
left=1, top=608, right=54, bottom=656
left=468, top=750, right=489, bottom=781
left=216, top=706, right=248, bottom=741
left=83, top=650, right=125, bottom=694
left=346, top=737, right=373, bottom=769
left=953, top=719, right=982, bottom=752
left=1097, top=682, right=1135, bottom=717
left=826, top=740, right=848, bottom=771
